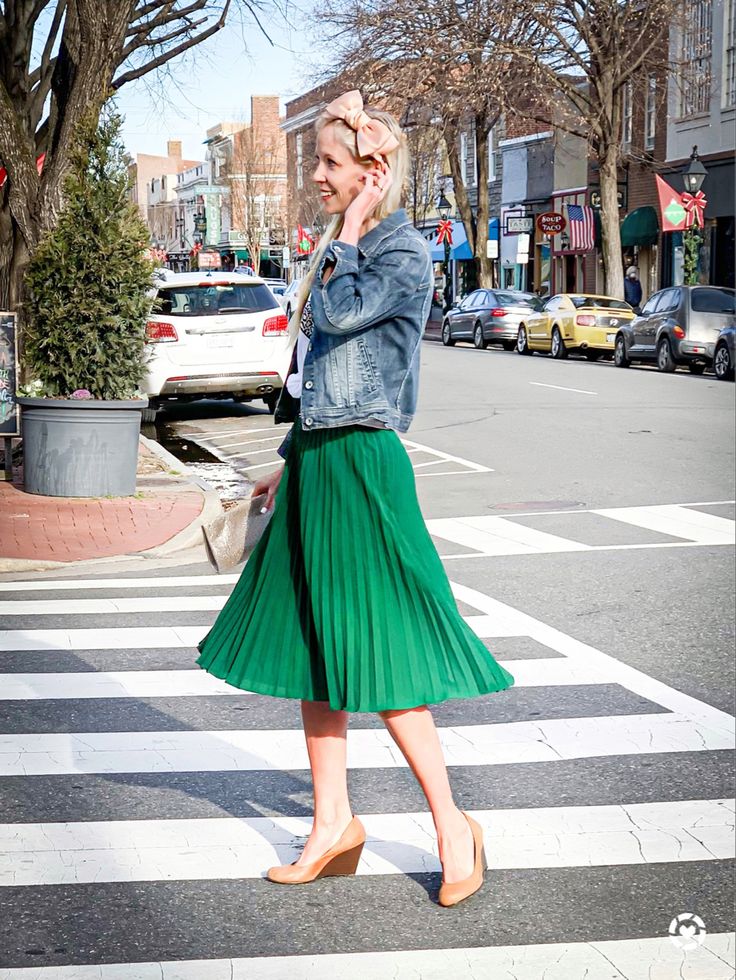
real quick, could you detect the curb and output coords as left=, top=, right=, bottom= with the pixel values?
left=0, top=437, right=223, bottom=574
left=136, top=435, right=223, bottom=559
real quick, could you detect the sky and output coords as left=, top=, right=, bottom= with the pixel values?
left=115, top=2, right=326, bottom=162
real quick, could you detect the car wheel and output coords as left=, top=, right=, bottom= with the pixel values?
left=713, top=341, right=734, bottom=381
left=657, top=337, right=677, bottom=373
left=551, top=327, right=568, bottom=359
left=585, top=350, right=601, bottom=361
left=473, top=321, right=487, bottom=349
left=614, top=335, right=631, bottom=368
left=517, top=325, right=531, bottom=355
left=141, top=399, right=160, bottom=424
left=264, top=391, right=279, bottom=414
left=502, top=340, right=516, bottom=351
left=441, top=320, right=455, bottom=346
left=688, top=362, right=706, bottom=375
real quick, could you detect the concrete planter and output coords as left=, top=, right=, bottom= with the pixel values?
left=18, top=397, right=144, bottom=497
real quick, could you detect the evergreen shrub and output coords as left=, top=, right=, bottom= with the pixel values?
left=23, top=105, right=154, bottom=400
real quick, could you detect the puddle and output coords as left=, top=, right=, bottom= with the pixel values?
left=144, top=422, right=252, bottom=501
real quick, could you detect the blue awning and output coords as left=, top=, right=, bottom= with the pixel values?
left=430, top=218, right=499, bottom=262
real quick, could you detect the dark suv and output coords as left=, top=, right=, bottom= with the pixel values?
left=614, top=285, right=736, bottom=374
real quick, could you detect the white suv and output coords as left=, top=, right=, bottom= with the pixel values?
left=142, top=271, right=291, bottom=422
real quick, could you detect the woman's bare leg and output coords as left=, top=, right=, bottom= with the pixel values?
left=378, top=705, right=475, bottom=884
left=294, top=699, right=354, bottom=866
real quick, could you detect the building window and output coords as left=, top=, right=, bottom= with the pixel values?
left=645, top=76, right=657, bottom=150
left=679, top=0, right=713, bottom=116
left=460, top=128, right=477, bottom=188
left=621, top=81, right=633, bottom=151
left=296, top=133, right=303, bottom=190
left=488, top=127, right=497, bottom=181
left=725, top=0, right=736, bottom=108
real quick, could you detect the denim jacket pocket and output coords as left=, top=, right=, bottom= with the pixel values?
left=355, top=337, right=380, bottom=394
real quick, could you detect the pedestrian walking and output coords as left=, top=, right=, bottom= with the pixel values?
left=624, top=266, right=643, bottom=310
left=196, top=90, right=514, bottom=908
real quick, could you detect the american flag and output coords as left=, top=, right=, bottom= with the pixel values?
left=566, top=203, right=595, bottom=252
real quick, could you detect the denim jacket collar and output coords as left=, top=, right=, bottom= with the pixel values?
left=357, top=208, right=412, bottom=257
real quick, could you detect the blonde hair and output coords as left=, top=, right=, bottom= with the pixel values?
left=289, top=103, right=410, bottom=341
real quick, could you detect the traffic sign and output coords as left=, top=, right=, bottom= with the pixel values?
left=536, top=211, right=566, bottom=235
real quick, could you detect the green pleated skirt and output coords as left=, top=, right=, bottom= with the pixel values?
left=195, top=420, right=514, bottom=712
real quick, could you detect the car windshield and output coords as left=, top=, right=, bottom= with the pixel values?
left=691, top=288, right=736, bottom=314
left=570, top=295, right=631, bottom=310
left=156, top=283, right=279, bottom=317
left=494, top=291, right=541, bottom=309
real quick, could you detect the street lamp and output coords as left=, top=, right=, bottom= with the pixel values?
left=436, top=185, right=453, bottom=310
left=681, top=145, right=708, bottom=285
left=682, top=145, right=707, bottom=195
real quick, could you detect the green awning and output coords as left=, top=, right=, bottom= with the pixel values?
left=621, top=206, right=659, bottom=247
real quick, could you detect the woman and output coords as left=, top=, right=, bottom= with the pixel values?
left=196, top=90, right=514, bottom=908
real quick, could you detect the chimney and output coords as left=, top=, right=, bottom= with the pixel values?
left=167, top=140, right=182, bottom=159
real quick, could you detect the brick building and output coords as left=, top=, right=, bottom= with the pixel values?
left=127, top=140, right=200, bottom=224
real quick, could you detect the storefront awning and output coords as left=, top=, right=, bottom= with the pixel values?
left=621, top=206, right=659, bottom=247
left=431, top=218, right=499, bottom=262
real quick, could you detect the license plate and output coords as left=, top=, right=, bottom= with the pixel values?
left=206, top=334, right=234, bottom=348
left=606, top=333, right=615, bottom=343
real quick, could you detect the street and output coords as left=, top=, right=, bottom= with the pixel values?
left=0, top=340, right=734, bottom=977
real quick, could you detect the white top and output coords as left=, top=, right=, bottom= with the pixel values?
left=285, top=299, right=313, bottom=399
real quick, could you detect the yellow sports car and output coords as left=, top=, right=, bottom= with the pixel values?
left=516, top=293, right=635, bottom=360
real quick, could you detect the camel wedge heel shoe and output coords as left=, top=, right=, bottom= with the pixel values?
left=438, top=812, right=487, bottom=908
left=266, top=816, right=366, bottom=884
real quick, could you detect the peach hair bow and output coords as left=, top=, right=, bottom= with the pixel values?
left=323, top=90, right=400, bottom=158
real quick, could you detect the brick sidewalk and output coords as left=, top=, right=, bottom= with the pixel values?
left=0, top=441, right=204, bottom=563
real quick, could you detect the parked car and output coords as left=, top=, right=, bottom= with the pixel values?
left=441, top=289, right=542, bottom=350
left=280, top=278, right=302, bottom=318
left=517, top=294, right=635, bottom=360
left=613, top=285, right=736, bottom=374
left=713, top=323, right=735, bottom=381
left=142, top=271, right=291, bottom=422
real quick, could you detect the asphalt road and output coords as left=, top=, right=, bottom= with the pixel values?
left=0, top=339, right=733, bottom=978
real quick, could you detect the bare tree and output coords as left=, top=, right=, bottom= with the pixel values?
left=227, top=119, right=287, bottom=276
left=317, top=0, right=538, bottom=288
left=504, top=0, right=676, bottom=299
left=402, top=102, right=444, bottom=230
left=0, top=0, right=281, bottom=312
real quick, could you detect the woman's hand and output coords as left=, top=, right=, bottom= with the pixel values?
left=343, top=158, right=393, bottom=233
left=253, top=464, right=284, bottom=511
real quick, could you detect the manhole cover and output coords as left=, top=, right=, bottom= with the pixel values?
left=491, top=500, right=585, bottom=511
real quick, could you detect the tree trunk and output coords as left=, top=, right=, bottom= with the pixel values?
left=598, top=147, right=624, bottom=300
left=474, top=118, right=493, bottom=288
left=444, top=122, right=475, bottom=276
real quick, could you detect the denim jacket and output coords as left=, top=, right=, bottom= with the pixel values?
left=275, top=208, right=433, bottom=458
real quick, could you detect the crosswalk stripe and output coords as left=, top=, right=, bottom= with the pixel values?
left=0, top=660, right=616, bottom=699
left=0, top=596, right=230, bottom=616
left=0, top=612, right=520, bottom=651
left=0, top=575, right=240, bottom=593
left=594, top=504, right=736, bottom=545
left=427, top=516, right=592, bottom=555
left=0, top=934, right=734, bottom=980
left=1, top=800, right=732, bottom=887
left=0, top=713, right=731, bottom=776
left=451, top=582, right=736, bottom=734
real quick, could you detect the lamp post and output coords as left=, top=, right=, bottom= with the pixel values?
left=436, top=186, right=453, bottom=311
left=681, top=145, right=708, bottom=286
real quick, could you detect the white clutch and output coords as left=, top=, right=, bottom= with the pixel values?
left=202, top=492, right=273, bottom=573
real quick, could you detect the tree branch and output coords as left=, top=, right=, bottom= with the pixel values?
left=111, top=0, right=231, bottom=89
